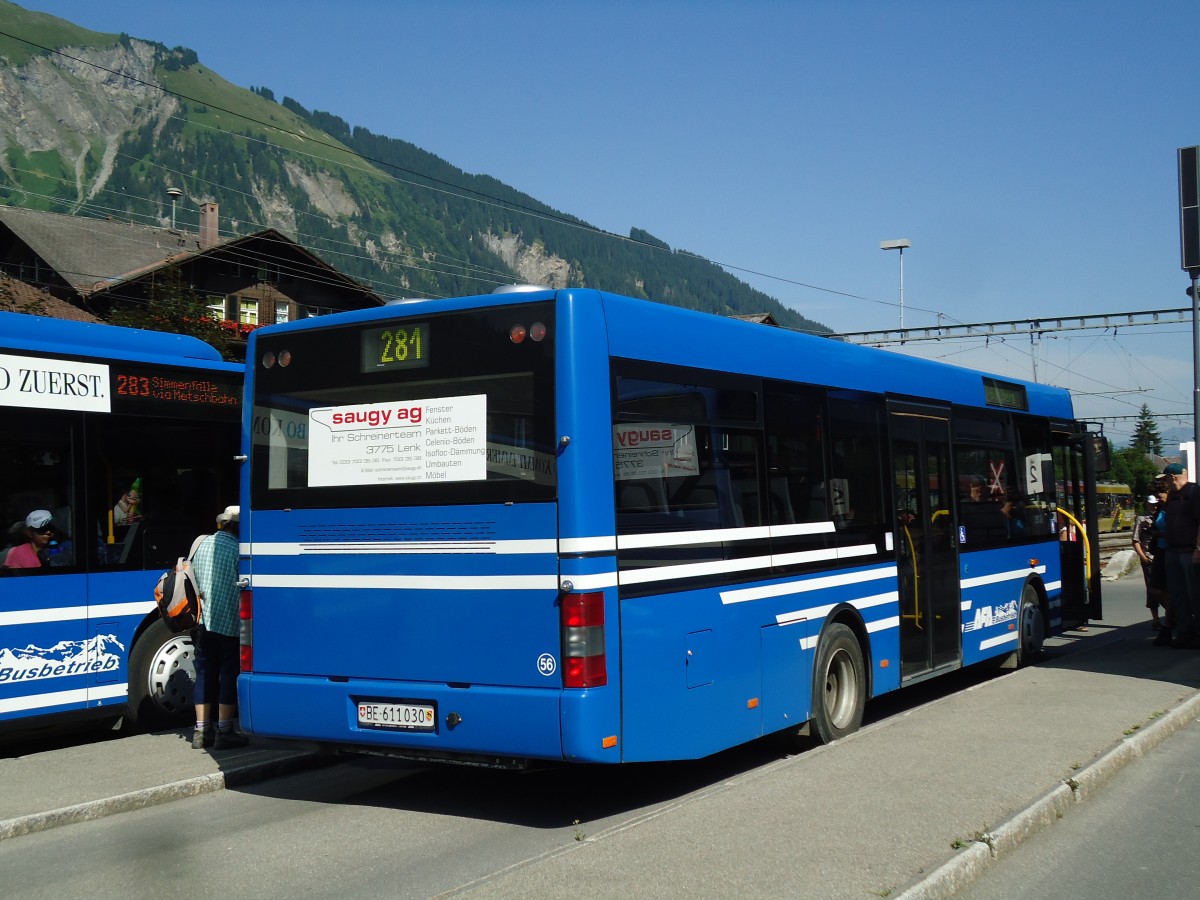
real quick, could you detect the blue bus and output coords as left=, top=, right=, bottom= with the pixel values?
left=0, top=311, right=242, bottom=735
left=238, top=287, right=1103, bottom=764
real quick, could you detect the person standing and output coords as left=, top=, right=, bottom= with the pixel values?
left=1159, top=464, right=1200, bottom=649
left=190, top=506, right=249, bottom=750
left=1131, top=494, right=1162, bottom=629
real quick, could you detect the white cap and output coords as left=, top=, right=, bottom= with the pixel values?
left=25, top=510, right=52, bottom=529
left=216, top=505, right=240, bottom=526
left=1146, top=495, right=1159, bottom=505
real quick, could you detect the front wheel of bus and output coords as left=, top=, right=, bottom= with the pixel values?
left=812, top=623, right=866, bottom=744
left=1016, top=584, right=1045, bottom=667
left=126, top=619, right=196, bottom=730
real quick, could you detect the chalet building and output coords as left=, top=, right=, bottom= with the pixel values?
left=0, top=204, right=381, bottom=352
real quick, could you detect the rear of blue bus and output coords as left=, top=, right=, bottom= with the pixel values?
left=238, top=292, right=619, bottom=764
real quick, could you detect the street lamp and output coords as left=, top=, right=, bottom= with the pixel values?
left=880, top=238, right=912, bottom=330
left=166, top=187, right=182, bottom=229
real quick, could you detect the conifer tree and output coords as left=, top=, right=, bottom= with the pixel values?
left=1130, top=404, right=1163, bottom=455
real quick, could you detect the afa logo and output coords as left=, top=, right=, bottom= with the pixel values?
left=966, top=600, right=1019, bottom=633
left=0, top=634, right=124, bottom=684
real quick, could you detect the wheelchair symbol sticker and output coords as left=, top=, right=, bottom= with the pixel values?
left=537, top=653, right=557, bottom=676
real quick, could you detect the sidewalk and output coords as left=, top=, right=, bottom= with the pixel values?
left=1, top=577, right=1197, bottom=899
left=0, top=730, right=327, bottom=841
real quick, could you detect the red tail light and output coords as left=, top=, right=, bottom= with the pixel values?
left=239, top=589, right=253, bottom=672
left=561, top=591, right=606, bottom=688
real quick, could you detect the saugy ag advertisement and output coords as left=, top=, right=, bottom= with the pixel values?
left=307, top=395, right=487, bottom=486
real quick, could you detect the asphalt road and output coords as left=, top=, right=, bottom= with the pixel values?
left=958, top=717, right=1200, bottom=899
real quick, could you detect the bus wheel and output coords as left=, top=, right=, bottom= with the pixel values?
left=126, top=619, right=196, bottom=730
left=1016, top=584, right=1045, bottom=667
left=812, top=623, right=866, bottom=744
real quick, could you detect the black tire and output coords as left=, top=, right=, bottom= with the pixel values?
left=811, top=622, right=866, bottom=744
left=1016, top=583, right=1045, bottom=667
left=126, top=618, right=196, bottom=729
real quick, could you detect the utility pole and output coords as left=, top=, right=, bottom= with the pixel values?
left=1178, top=145, right=1200, bottom=470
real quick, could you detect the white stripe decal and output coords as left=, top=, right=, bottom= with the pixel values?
left=776, top=591, right=898, bottom=626
left=0, top=606, right=87, bottom=627
left=560, top=536, right=618, bottom=554
left=250, top=539, right=557, bottom=555
left=0, top=683, right=127, bottom=715
left=979, top=632, right=1019, bottom=650
left=617, top=521, right=836, bottom=550
left=1044, top=580, right=1062, bottom=592
left=721, top=565, right=897, bottom=605
left=619, top=555, right=774, bottom=586
left=960, top=565, right=1047, bottom=590
left=0, top=601, right=155, bottom=628
left=250, top=574, right=559, bottom=591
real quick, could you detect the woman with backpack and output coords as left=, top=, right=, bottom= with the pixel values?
left=190, top=506, right=249, bottom=750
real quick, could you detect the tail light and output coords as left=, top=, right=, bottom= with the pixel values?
left=239, top=589, right=253, bottom=672
left=561, top=591, right=607, bottom=688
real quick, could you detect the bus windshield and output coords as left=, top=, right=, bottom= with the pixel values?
left=250, top=301, right=557, bottom=508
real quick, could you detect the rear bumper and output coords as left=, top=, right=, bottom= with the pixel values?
left=239, top=673, right=567, bottom=762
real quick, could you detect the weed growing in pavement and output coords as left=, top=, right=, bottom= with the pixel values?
left=572, top=819, right=585, bottom=842
left=1065, top=777, right=1080, bottom=795
left=951, top=837, right=969, bottom=850
left=1069, top=761, right=1081, bottom=770
left=1123, top=723, right=1141, bottom=735
left=973, top=827, right=996, bottom=855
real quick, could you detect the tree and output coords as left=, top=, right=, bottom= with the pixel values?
left=106, top=265, right=232, bottom=358
left=1109, top=445, right=1161, bottom=507
left=1130, top=404, right=1163, bottom=455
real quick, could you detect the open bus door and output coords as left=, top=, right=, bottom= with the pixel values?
left=1053, top=423, right=1105, bottom=626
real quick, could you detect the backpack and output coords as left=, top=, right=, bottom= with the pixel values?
left=154, top=537, right=208, bottom=632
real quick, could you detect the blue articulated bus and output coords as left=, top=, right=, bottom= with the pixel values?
left=0, top=311, right=242, bottom=735
left=238, top=287, right=1103, bottom=765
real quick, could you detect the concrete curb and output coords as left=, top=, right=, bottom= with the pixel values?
left=0, top=750, right=327, bottom=842
left=896, top=690, right=1200, bottom=899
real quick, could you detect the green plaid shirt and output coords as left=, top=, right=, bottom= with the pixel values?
left=193, top=530, right=240, bottom=637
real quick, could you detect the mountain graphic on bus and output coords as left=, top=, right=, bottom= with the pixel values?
left=0, top=634, right=125, bottom=683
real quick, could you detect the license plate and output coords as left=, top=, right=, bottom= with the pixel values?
left=357, top=700, right=436, bottom=731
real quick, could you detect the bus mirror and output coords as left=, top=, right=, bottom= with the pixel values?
left=1092, top=435, right=1112, bottom=473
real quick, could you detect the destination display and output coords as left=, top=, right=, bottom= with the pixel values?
left=109, top=363, right=241, bottom=419
left=308, top=394, right=487, bottom=487
left=361, top=322, right=430, bottom=372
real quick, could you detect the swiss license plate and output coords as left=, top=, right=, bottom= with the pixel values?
left=357, top=700, right=436, bottom=731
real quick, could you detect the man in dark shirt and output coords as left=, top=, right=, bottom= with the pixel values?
left=1160, top=463, right=1200, bottom=648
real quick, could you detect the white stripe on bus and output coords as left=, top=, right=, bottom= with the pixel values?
left=249, top=574, right=559, bottom=591
left=0, top=601, right=152, bottom=627
left=0, top=682, right=127, bottom=715
left=721, top=565, right=898, bottom=605
left=960, top=565, right=1047, bottom=590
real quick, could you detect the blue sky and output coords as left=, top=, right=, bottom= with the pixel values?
left=15, top=0, right=1200, bottom=446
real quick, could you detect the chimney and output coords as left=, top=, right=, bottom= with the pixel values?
left=198, top=202, right=219, bottom=248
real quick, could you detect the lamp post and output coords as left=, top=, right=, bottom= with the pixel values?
left=880, top=238, right=912, bottom=330
left=166, top=187, right=182, bottom=229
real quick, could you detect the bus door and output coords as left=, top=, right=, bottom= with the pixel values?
left=1053, top=426, right=1104, bottom=624
left=889, top=405, right=961, bottom=681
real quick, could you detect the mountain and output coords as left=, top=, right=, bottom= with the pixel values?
left=0, top=0, right=829, bottom=334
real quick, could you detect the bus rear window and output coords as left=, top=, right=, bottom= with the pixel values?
left=250, top=302, right=556, bottom=508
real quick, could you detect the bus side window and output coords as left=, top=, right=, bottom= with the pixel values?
left=764, top=386, right=827, bottom=526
